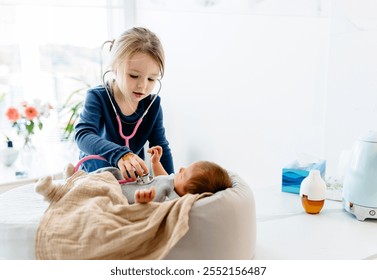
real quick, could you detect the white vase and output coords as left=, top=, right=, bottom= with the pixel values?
left=299, top=170, right=326, bottom=214
left=16, top=144, right=37, bottom=178
left=0, top=147, right=19, bottom=167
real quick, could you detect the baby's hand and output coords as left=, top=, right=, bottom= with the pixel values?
left=135, top=186, right=156, bottom=204
left=147, top=146, right=163, bottom=164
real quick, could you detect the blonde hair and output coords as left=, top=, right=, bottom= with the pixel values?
left=184, top=161, right=232, bottom=194
left=108, top=27, right=165, bottom=78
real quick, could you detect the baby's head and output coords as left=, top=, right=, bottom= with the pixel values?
left=174, top=161, right=232, bottom=196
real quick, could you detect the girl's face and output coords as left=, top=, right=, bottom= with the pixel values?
left=116, top=52, right=160, bottom=104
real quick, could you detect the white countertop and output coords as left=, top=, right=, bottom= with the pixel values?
left=253, top=186, right=377, bottom=260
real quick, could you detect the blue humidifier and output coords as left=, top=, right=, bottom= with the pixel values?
left=343, top=130, right=377, bottom=221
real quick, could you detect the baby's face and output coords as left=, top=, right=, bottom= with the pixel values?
left=174, top=162, right=200, bottom=196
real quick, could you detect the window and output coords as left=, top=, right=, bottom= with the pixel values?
left=0, top=0, right=131, bottom=141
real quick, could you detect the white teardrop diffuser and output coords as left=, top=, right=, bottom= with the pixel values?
left=299, top=170, right=326, bottom=214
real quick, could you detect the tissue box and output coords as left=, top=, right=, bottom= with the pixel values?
left=282, top=160, right=326, bottom=194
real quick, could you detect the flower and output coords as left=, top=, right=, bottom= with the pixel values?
left=5, top=107, right=21, bottom=122
left=24, top=106, right=38, bottom=120
left=5, top=100, right=52, bottom=148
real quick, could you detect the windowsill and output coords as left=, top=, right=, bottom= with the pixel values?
left=0, top=141, right=78, bottom=194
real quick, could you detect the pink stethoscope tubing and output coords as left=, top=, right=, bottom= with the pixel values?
left=73, top=155, right=134, bottom=184
left=73, top=77, right=162, bottom=183
left=106, top=78, right=162, bottom=147
left=116, top=115, right=143, bottom=148
left=73, top=114, right=144, bottom=183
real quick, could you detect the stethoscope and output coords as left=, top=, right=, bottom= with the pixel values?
left=102, top=70, right=162, bottom=148
left=73, top=70, right=162, bottom=184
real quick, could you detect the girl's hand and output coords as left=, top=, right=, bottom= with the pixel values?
left=147, top=146, right=163, bottom=164
left=135, top=186, right=156, bottom=203
left=118, top=152, right=149, bottom=180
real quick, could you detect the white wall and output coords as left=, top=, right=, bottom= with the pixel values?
left=136, top=2, right=329, bottom=187
left=324, top=0, right=377, bottom=178
left=135, top=0, right=377, bottom=188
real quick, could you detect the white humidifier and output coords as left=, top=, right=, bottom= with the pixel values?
left=343, top=130, right=377, bottom=221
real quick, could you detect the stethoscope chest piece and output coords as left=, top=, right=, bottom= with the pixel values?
left=136, top=174, right=154, bottom=185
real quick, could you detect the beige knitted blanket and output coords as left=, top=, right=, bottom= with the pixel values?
left=35, top=171, right=205, bottom=260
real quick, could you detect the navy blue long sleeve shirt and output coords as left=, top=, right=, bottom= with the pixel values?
left=74, top=85, right=174, bottom=174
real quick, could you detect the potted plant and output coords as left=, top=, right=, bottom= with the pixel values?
left=59, top=77, right=91, bottom=141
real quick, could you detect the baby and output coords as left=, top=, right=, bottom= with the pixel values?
left=36, top=146, right=232, bottom=205
left=101, top=146, right=233, bottom=204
